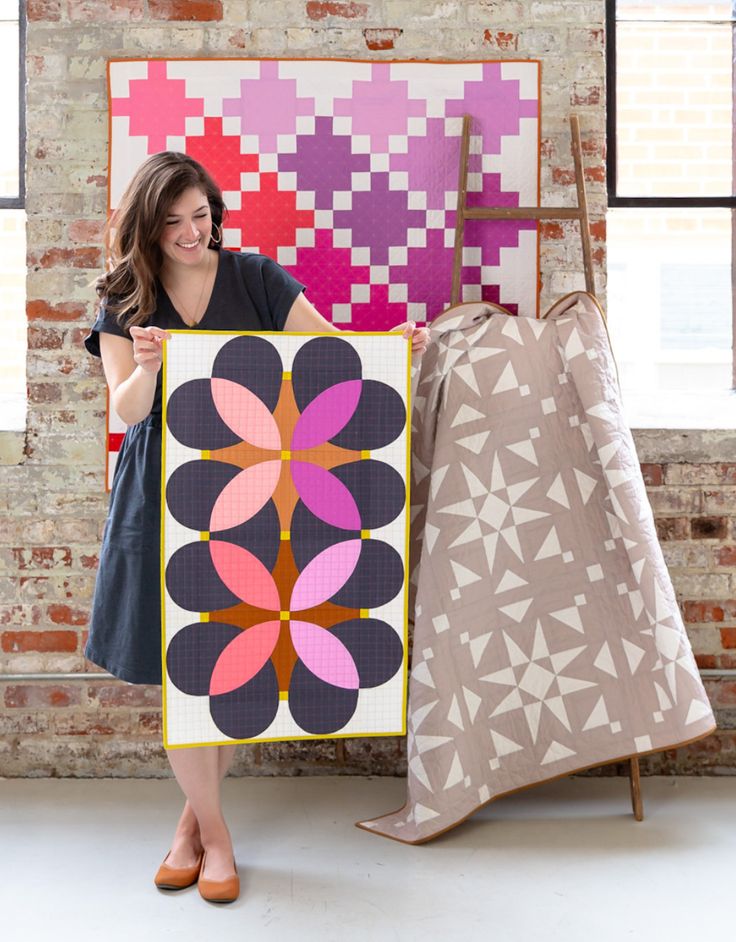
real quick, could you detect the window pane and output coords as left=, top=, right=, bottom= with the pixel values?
left=0, top=208, right=27, bottom=431
left=0, top=16, right=19, bottom=199
left=606, top=207, right=734, bottom=427
left=616, top=6, right=733, bottom=198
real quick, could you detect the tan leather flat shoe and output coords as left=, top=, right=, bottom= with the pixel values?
left=154, top=848, right=204, bottom=890
left=197, top=851, right=240, bottom=904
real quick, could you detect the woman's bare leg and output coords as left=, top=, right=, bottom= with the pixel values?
left=165, top=744, right=239, bottom=879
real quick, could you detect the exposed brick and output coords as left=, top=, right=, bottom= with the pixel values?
left=28, top=327, right=65, bottom=350
left=149, top=0, right=223, bottom=18
left=27, top=383, right=62, bottom=404
left=27, top=0, right=62, bottom=20
left=55, top=713, right=120, bottom=735
left=306, top=1, right=368, bottom=20
left=0, top=605, right=43, bottom=627
left=682, top=600, right=736, bottom=623
left=721, top=627, right=736, bottom=649
left=26, top=300, right=87, bottom=322
left=702, top=489, right=736, bottom=513
left=691, top=516, right=728, bottom=540
left=68, top=219, right=105, bottom=243
left=12, top=547, right=73, bottom=571
left=483, top=29, right=519, bottom=50
left=571, top=84, right=601, bottom=106
left=136, top=711, right=163, bottom=734
left=364, top=27, right=402, bottom=50
left=2, top=630, right=78, bottom=652
left=718, top=464, right=736, bottom=484
left=4, top=684, right=81, bottom=708
left=551, top=167, right=576, bottom=186
left=47, top=604, right=88, bottom=626
left=584, top=165, right=605, bottom=183
left=28, top=247, right=102, bottom=270
left=640, top=463, right=663, bottom=486
left=589, top=219, right=606, bottom=241
left=540, top=222, right=565, bottom=240
left=655, top=517, right=689, bottom=542
left=67, top=0, right=145, bottom=20
left=715, top=546, right=736, bottom=567
left=89, top=684, right=162, bottom=708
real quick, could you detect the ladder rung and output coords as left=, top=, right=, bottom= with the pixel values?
left=463, top=207, right=584, bottom=221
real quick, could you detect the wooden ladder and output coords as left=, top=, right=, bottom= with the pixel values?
left=450, top=112, right=643, bottom=822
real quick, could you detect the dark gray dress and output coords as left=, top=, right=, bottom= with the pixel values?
left=84, top=249, right=305, bottom=684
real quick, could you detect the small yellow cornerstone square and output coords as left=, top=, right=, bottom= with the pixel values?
left=280, top=611, right=290, bottom=621
left=361, top=529, right=370, bottom=539
left=281, top=450, right=291, bottom=460
left=280, top=531, right=290, bottom=541
left=200, top=531, right=210, bottom=541
left=282, top=372, right=292, bottom=381
left=360, top=609, right=369, bottom=619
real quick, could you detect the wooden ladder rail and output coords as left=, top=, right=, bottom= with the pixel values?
left=451, top=113, right=596, bottom=305
left=450, top=111, right=643, bottom=821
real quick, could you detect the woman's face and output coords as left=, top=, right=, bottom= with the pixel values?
left=159, top=186, right=213, bottom=268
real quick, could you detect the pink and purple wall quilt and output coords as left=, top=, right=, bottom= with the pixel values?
left=161, top=331, right=411, bottom=747
left=106, top=57, right=541, bottom=486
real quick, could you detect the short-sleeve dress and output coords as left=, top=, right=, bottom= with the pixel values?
left=84, top=249, right=305, bottom=684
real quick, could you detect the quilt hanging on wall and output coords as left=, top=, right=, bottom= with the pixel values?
left=106, top=57, right=541, bottom=486
left=161, top=331, right=411, bottom=748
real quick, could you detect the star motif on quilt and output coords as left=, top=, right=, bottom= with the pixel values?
left=434, top=451, right=549, bottom=581
left=333, top=62, right=426, bottom=152
left=225, top=172, right=314, bottom=256
left=112, top=60, right=204, bottom=153
left=222, top=60, right=315, bottom=152
left=185, top=116, right=259, bottom=193
left=481, top=621, right=595, bottom=744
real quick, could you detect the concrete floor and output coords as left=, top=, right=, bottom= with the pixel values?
left=1, top=775, right=734, bottom=941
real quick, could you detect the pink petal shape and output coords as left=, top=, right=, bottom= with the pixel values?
left=291, top=461, right=361, bottom=530
left=289, top=540, right=362, bottom=611
left=290, top=380, right=362, bottom=450
left=211, top=378, right=281, bottom=449
left=209, top=620, right=281, bottom=696
left=210, top=461, right=282, bottom=532
left=290, top=620, right=360, bottom=689
left=210, top=540, right=281, bottom=610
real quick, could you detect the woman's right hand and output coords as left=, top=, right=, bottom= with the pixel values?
left=130, top=326, right=171, bottom=374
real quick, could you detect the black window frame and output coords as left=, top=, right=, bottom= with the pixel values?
left=606, top=0, right=736, bottom=208
left=0, top=0, right=25, bottom=210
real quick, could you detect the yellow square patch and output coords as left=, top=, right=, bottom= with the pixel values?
left=280, top=611, right=290, bottom=621
left=281, top=450, right=291, bottom=460
left=200, top=531, right=210, bottom=541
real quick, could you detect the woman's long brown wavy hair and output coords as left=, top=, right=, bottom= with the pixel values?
left=96, top=152, right=226, bottom=327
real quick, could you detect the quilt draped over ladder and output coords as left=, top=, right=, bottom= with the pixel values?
left=358, top=293, right=715, bottom=844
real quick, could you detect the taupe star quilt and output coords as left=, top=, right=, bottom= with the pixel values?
left=358, top=292, right=715, bottom=843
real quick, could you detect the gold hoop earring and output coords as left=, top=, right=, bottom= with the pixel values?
left=210, top=223, right=222, bottom=246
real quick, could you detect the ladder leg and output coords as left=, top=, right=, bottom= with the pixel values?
left=628, top=756, right=644, bottom=821
left=451, top=115, right=472, bottom=307
left=569, top=114, right=595, bottom=296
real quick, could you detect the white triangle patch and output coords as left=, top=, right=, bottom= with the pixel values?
left=462, top=685, right=483, bottom=722
left=574, top=468, right=597, bottom=504
left=414, top=803, right=441, bottom=824
left=456, top=431, right=490, bottom=453
left=685, top=698, right=713, bottom=725
left=490, top=729, right=524, bottom=757
left=541, top=740, right=577, bottom=765
left=447, top=694, right=464, bottom=731
left=443, top=751, right=465, bottom=789
left=535, top=527, right=561, bottom=560
left=622, top=638, right=645, bottom=674
left=451, top=403, right=485, bottom=428
left=469, top=631, right=493, bottom=667
left=499, top=597, right=533, bottom=623
left=496, top=569, right=529, bottom=593
left=549, top=606, right=585, bottom=633
left=593, top=642, right=618, bottom=677
left=546, top=473, right=570, bottom=508
left=582, top=696, right=610, bottom=731
left=451, top=560, right=482, bottom=588
left=492, top=361, right=520, bottom=394
left=507, top=439, right=538, bottom=466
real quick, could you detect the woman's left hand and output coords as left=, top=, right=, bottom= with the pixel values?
left=395, top=321, right=431, bottom=357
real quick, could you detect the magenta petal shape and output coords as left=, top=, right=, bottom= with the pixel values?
left=211, top=377, right=281, bottom=449
left=209, top=620, right=281, bottom=696
left=290, top=620, right=360, bottom=689
left=290, top=380, right=362, bottom=450
left=209, top=461, right=282, bottom=532
left=290, top=461, right=361, bottom=530
left=289, top=539, right=362, bottom=611
left=210, top=540, right=281, bottom=610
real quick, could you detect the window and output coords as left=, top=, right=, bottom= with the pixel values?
left=0, top=0, right=25, bottom=432
left=606, top=0, right=735, bottom=427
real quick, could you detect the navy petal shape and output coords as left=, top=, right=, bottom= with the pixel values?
left=330, top=380, right=406, bottom=450
left=291, top=336, right=362, bottom=411
left=166, top=621, right=241, bottom=696
left=212, top=335, right=283, bottom=412
left=330, top=619, right=404, bottom=688
left=331, top=460, right=406, bottom=530
left=289, top=661, right=359, bottom=734
left=166, top=459, right=241, bottom=532
left=165, top=542, right=241, bottom=612
left=209, top=660, right=280, bottom=739
left=166, top=378, right=241, bottom=450
left=329, top=540, right=404, bottom=609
